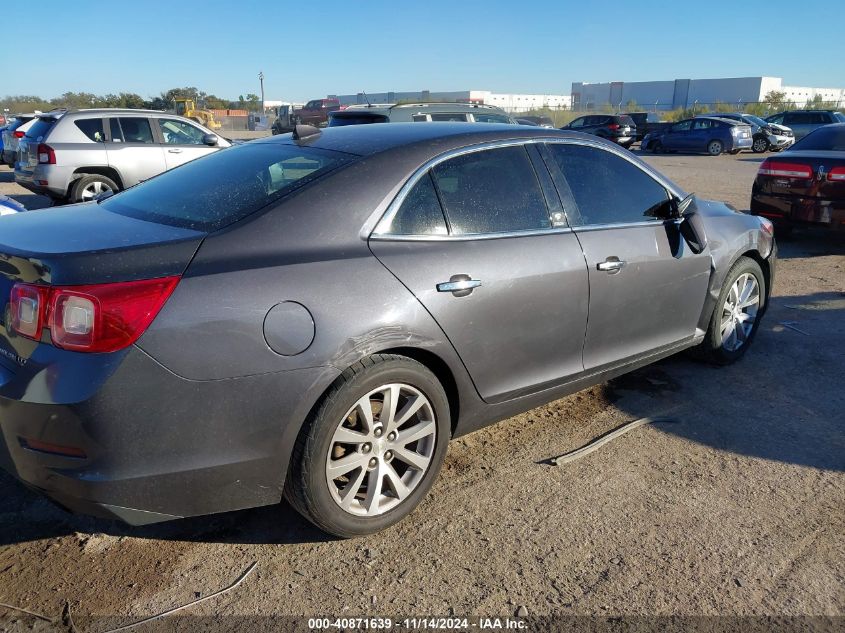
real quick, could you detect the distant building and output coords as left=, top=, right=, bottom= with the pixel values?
left=328, top=90, right=571, bottom=113
left=571, top=77, right=845, bottom=111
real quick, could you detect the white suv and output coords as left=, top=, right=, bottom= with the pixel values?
left=15, top=109, right=230, bottom=203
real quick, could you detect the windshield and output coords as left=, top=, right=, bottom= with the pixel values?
left=102, top=143, right=356, bottom=231
left=790, top=126, right=845, bottom=152
left=744, top=115, right=768, bottom=127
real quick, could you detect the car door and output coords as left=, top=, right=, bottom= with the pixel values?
left=542, top=141, right=711, bottom=370
left=154, top=117, right=218, bottom=169
left=105, top=116, right=167, bottom=186
left=689, top=118, right=716, bottom=151
left=369, top=143, right=589, bottom=403
left=664, top=119, right=693, bottom=150
left=783, top=112, right=813, bottom=139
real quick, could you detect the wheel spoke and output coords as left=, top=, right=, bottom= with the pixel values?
left=380, top=384, right=400, bottom=431
left=327, top=452, right=367, bottom=478
left=390, top=395, right=427, bottom=432
left=354, top=396, right=375, bottom=434
left=384, top=464, right=410, bottom=500
left=721, top=319, right=736, bottom=346
left=393, top=447, right=431, bottom=471
left=332, top=426, right=369, bottom=445
left=338, top=466, right=367, bottom=510
left=397, top=419, right=435, bottom=446
left=363, top=464, right=385, bottom=514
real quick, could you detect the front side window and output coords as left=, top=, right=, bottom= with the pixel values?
left=430, top=145, right=550, bottom=235
left=429, top=113, right=468, bottom=122
left=386, top=173, right=448, bottom=236
left=547, top=144, right=670, bottom=226
left=102, top=144, right=354, bottom=231
left=157, top=118, right=206, bottom=144
left=569, top=117, right=585, bottom=128
left=117, top=117, right=154, bottom=143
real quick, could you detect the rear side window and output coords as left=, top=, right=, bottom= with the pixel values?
left=328, top=113, right=389, bottom=126
left=618, top=116, right=635, bottom=126
left=102, top=143, right=353, bottom=231
left=547, top=144, right=669, bottom=226
left=25, top=118, right=57, bottom=140
left=430, top=145, right=550, bottom=235
left=75, top=118, right=105, bottom=142
left=387, top=173, right=448, bottom=236
left=472, top=113, right=512, bottom=124
left=430, top=113, right=468, bottom=122
left=118, top=117, right=154, bottom=143
left=791, top=126, right=845, bottom=151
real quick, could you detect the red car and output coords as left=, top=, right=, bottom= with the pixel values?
left=751, top=123, right=845, bottom=235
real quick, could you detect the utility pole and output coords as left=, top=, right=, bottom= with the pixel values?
left=259, top=71, right=265, bottom=112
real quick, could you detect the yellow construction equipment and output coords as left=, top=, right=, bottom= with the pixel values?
left=173, top=97, right=222, bottom=130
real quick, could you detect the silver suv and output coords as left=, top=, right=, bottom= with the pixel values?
left=15, top=109, right=230, bottom=203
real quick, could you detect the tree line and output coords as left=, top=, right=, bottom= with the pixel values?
left=1, top=87, right=264, bottom=114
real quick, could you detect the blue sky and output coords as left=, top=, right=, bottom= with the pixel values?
left=2, top=0, right=842, bottom=102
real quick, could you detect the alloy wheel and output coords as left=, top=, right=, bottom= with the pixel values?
left=720, top=273, right=760, bottom=352
left=80, top=180, right=113, bottom=201
left=708, top=141, right=723, bottom=156
left=325, top=383, right=436, bottom=517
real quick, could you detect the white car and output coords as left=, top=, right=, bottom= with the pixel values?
left=2, top=115, right=37, bottom=166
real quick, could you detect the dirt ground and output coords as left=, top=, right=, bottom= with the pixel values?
left=0, top=150, right=843, bottom=632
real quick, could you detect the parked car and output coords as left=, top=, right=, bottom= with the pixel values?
left=1, top=114, right=36, bottom=166
left=0, top=124, right=775, bottom=537
left=0, top=194, right=25, bottom=215
left=271, top=104, right=298, bottom=135
left=560, top=114, right=637, bottom=148
left=14, top=108, right=230, bottom=204
left=623, top=112, right=665, bottom=142
left=516, top=115, right=554, bottom=128
left=642, top=117, right=753, bottom=155
left=328, top=103, right=516, bottom=126
left=699, top=113, right=793, bottom=153
left=765, top=110, right=845, bottom=140
left=751, top=123, right=845, bottom=235
left=293, top=98, right=341, bottom=127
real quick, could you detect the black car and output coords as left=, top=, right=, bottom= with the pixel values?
left=623, top=112, right=663, bottom=142
left=751, top=123, right=845, bottom=235
left=561, top=114, right=637, bottom=148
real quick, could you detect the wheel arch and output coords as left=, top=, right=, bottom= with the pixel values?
left=68, top=166, right=124, bottom=197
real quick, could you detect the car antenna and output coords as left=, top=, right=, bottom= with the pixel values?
left=362, top=91, right=372, bottom=107
left=292, top=124, right=322, bottom=142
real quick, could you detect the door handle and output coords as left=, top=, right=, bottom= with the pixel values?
left=437, top=275, right=482, bottom=297
left=597, top=257, right=626, bottom=274
left=167, top=148, right=183, bottom=153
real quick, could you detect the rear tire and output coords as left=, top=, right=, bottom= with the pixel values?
left=651, top=140, right=663, bottom=154
left=70, top=174, right=119, bottom=203
left=707, top=140, right=724, bottom=156
left=285, top=354, right=450, bottom=538
left=692, top=256, right=766, bottom=365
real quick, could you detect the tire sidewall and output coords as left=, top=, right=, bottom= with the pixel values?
left=296, top=358, right=450, bottom=537
left=72, top=174, right=118, bottom=203
left=708, top=140, right=723, bottom=156
left=707, top=258, right=766, bottom=364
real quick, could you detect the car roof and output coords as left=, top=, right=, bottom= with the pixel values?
left=60, top=108, right=168, bottom=117
left=256, top=122, right=582, bottom=157
left=337, top=102, right=509, bottom=115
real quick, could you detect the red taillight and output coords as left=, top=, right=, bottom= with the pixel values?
left=607, top=123, right=621, bottom=131
left=758, top=159, right=813, bottom=179
left=13, top=130, right=24, bottom=138
left=829, top=166, right=845, bottom=181
left=10, top=277, right=180, bottom=353
left=37, top=143, right=55, bottom=165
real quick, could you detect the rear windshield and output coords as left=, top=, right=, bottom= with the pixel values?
left=8, top=117, right=33, bottom=131
left=25, top=117, right=57, bottom=140
left=328, top=113, right=389, bottom=127
left=102, top=143, right=355, bottom=231
left=791, top=126, right=845, bottom=152
left=618, top=116, right=636, bottom=126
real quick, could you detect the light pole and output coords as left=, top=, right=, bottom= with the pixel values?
left=258, top=71, right=265, bottom=112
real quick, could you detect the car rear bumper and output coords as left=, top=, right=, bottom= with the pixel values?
left=767, top=135, right=794, bottom=150
left=0, top=346, right=339, bottom=525
left=15, top=164, right=71, bottom=199
left=751, top=193, right=845, bottom=229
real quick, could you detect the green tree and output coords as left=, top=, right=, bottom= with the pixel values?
left=763, top=90, right=787, bottom=111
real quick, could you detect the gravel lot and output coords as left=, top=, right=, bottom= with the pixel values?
left=0, top=150, right=843, bottom=631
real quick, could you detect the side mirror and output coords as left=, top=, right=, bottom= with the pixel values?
left=676, top=194, right=708, bottom=253
left=202, top=133, right=218, bottom=146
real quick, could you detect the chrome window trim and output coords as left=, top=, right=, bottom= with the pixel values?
left=369, top=136, right=684, bottom=242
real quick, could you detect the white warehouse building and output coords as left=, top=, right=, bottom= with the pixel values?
left=329, top=90, right=571, bottom=113
left=571, top=77, right=845, bottom=111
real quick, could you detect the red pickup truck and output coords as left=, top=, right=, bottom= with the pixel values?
left=294, top=98, right=341, bottom=127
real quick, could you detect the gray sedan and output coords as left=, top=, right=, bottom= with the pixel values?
left=0, top=123, right=775, bottom=537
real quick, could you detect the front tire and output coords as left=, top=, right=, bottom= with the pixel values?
left=285, top=354, right=450, bottom=538
left=752, top=136, right=769, bottom=153
left=694, top=256, right=766, bottom=365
